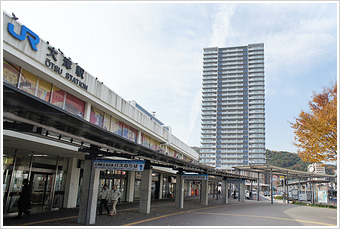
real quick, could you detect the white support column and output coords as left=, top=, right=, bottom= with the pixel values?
left=84, top=102, right=91, bottom=121
left=222, top=179, right=229, bottom=204
left=175, top=172, right=184, bottom=208
left=239, top=180, right=245, bottom=203
left=159, top=174, right=163, bottom=200
left=201, top=179, right=209, bottom=206
left=139, top=161, right=152, bottom=214
left=137, top=130, right=142, bottom=144
left=63, top=158, right=80, bottom=208
left=187, top=181, right=192, bottom=196
left=126, top=171, right=136, bottom=202
left=78, top=154, right=100, bottom=225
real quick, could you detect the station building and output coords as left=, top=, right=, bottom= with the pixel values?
left=2, top=11, right=252, bottom=224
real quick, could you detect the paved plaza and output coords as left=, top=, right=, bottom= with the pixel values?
left=3, top=195, right=337, bottom=228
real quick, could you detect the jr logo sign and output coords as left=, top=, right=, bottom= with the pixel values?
left=8, top=23, right=40, bottom=51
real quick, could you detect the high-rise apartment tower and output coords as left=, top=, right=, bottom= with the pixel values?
left=200, top=43, right=266, bottom=170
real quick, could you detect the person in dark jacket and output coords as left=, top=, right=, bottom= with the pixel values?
left=98, top=184, right=110, bottom=215
left=17, top=179, right=31, bottom=219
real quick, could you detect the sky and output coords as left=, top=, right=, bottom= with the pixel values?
left=1, top=1, right=338, bottom=154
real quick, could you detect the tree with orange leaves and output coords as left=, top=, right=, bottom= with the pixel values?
left=291, top=83, right=337, bottom=163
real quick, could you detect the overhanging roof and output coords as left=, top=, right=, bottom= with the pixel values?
left=3, top=83, right=256, bottom=180
left=233, top=165, right=336, bottom=179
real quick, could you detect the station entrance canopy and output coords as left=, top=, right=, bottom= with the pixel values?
left=3, top=83, right=255, bottom=181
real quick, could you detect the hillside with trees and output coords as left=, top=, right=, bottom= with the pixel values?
left=266, top=149, right=336, bottom=175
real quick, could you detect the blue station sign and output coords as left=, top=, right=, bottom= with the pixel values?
left=182, top=174, right=209, bottom=180
left=94, top=159, right=145, bottom=171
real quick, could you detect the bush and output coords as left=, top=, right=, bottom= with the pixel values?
left=274, top=196, right=283, bottom=200
left=291, top=201, right=337, bottom=209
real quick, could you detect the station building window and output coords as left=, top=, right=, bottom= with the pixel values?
left=142, top=133, right=161, bottom=151
left=3, top=60, right=20, bottom=87
left=64, top=93, right=85, bottom=118
left=37, top=78, right=52, bottom=102
left=50, top=86, right=65, bottom=109
left=122, top=124, right=138, bottom=142
left=90, top=106, right=104, bottom=128
left=110, top=117, right=123, bottom=135
left=103, top=113, right=111, bottom=130
left=18, top=69, right=37, bottom=95
left=3, top=60, right=86, bottom=118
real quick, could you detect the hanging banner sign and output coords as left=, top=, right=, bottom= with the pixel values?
left=94, top=159, right=145, bottom=171
left=182, top=174, right=209, bottom=180
left=225, top=179, right=245, bottom=184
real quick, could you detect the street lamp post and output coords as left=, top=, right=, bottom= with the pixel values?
left=309, top=165, right=314, bottom=205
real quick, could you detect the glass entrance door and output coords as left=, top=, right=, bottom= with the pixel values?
left=30, top=172, right=53, bottom=210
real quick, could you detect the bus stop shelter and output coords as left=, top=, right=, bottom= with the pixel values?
left=233, top=165, right=336, bottom=204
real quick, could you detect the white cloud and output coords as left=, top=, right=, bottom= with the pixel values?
left=208, top=4, right=236, bottom=47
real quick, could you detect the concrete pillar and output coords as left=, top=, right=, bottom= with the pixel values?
left=175, top=172, right=184, bottom=208
left=239, top=180, right=245, bottom=203
left=159, top=174, right=163, bottom=199
left=287, top=172, right=289, bottom=204
left=216, top=182, right=219, bottom=200
left=139, top=161, right=152, bottom=214
left=237, top=170, right=241, bottom=202
left=257, top=172, right=260, bottom=201
left=283, top=177, right=286, bottom=203
left=126, top=171, right=136, bottom=202
left=63, top=158, right=80, bottom=208
left=212, top=182, right=215, bottom=198
left=222, top=179, right=229, bottom=204
left=78, top=155, right=100, bottom=225
left=201, top=179, right=209, bottom=206
left=270, top=169, right=273, bottom=204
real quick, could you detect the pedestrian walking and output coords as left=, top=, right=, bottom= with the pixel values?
left=98, top=184, right=110, bottom=215
left=109, top=185, right=121, bottom=216
left=17, top=179, right=31, bottom=219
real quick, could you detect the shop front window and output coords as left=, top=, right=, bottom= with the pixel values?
left=98, top=170, right=127, bottom=203
left=3, top=149, right=67, bottom=215
left=134, top=180, right=141, bottom=201
left=5, top=149, right=31, bottom=214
